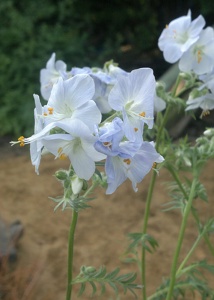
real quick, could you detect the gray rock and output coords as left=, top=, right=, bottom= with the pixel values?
left=0, top=218, right=24, bottom=263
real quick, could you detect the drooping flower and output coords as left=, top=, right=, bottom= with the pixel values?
left=40, top=53, right=68, bottom=100
left=179, top=27, right=214, bottom=75
left=186, top=92, right=214, bottom=114
left=30, top=94, right=46, bottom=174
left=108, top=68, right=155, bottom=141
left=41, top=119, right=106, bottom=180
left=158, top=10, right=205, bottom=63
left=105, top=141, right=164, bottom=194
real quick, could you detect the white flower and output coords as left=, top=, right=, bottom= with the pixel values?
left=41, top=119, right=106, bottom=180
left=179, top=27, right=214, bottom=75
left=40, top=53, right=67, bottom=100
left=158, top=10, right=205, bottom=63
left=30, top=94, right=45, bottom=174
left=45, top=75, right=102, bottom=131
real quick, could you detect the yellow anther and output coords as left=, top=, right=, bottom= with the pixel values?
left=134, top=127, right=138, bottom=132
left=57, top=147, right=67, bottom=160
left=123, top=158, right=131, bottom=165
left=18, top=136, right=25, bottom=146
left=197, top=50, right=202, bottom=63
left=48, top=107, right=54, bottom=115
left=152, top=162, right=157, bottom=169
left=43, top=112, right=48, bottom=116
left=103, top=142, right=111, bottom=146
left=165, top=24, right=168, bottom=29
left=18, top=136, right=25, bottom=142
left=200, top=110, right=210, bottom=118
left=139, top=111, right=146, bottom=117
left=59, top=153, right=67, bottom=160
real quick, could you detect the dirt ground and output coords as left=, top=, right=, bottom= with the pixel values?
left=0, top=137, right=214, bottom=300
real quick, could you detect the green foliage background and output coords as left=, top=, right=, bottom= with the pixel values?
left=0, top=0, right=213, bottom=137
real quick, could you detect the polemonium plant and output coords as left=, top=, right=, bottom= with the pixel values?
left=11, top=10, right=214, bottom=300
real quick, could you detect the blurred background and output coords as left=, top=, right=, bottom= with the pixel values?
left=0, top=0, right=214, bottom=138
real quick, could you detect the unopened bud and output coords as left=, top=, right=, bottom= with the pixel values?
left=82, top=180, right=88, bottom=191
left=55, top=170, right=68, bottom=181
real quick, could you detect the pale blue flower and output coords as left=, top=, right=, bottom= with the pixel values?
left=108, top=68, right=155, bottom=141
left=105, top=141, right=164, bottom=194
left=94, top=118, right=124, bottom=156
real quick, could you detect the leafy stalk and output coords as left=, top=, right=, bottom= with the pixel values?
left=72, top=265, right=141, bottom=298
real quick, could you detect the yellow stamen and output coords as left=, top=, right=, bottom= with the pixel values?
left=165, top=24, right=168, bottom=29
left=134, top=127, right=138, bottom=132
left=139, top=112, right=146, bottom=117
left=48, top=107, right=54, bottom=115
left=43, top=112, right=48, bottom=116
left=123, top=158, right=131, bottom=165
left=152, top=162, right=157, bottom=169
left=18, top=136, right=25, bottom=142
left=200, top=110, right=210, bottom=118
left=57, top=147, right=67, bottom=160
left=18, top=136, right=25, bottom=146
left=197, top=50, right=202, bottom=63
left=59, top=154, right=67, bottom=160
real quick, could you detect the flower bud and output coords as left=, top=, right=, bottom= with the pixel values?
left=204, top=128, right=214, bottom=137
left=71, top=175, right=83, bottom=195
left=84, top=266, right=96, bottom=274
left=55, top=170, right=68, bottom=181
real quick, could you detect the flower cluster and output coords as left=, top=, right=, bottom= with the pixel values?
left=11, top=55, right=164, bottom=194
left=158, top=10, right=214, bottom=115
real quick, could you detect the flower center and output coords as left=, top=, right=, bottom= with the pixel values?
left=57, top=147, right=67, bottom=160
left=123, top=158, right=131, bottom=165
left=18, top=136, right=25, bottom=147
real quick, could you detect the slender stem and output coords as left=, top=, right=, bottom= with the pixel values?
left=141, top=105, right=172, bottom=300
left=66, top=209, right=78, bottom=300
left=165, top=177, right=197, bottom=300
left=176, top=234, right=202, bottom=276
left=141, top=171, right=157, bottom=300
left=167, top=164, right=214, bottom=257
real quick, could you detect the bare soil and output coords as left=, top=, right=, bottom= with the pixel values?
left=0, top=138, right=214, bottom=300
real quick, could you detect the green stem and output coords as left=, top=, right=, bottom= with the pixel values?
left=66, top=209, right=78, bottom=300
left=165, top=177, right=197, bottom=300
left=176, top=234, right=202, bottom=276
left=167, top=164, right=214, bottom=257
left=148, top=282, right=194, bottom=300
left=141, top=171, right=157, bottom=300
left=141, top=105, right=172, bottom=300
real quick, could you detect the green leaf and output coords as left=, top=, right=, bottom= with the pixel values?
left=72, top=265, right=141, bottom=298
